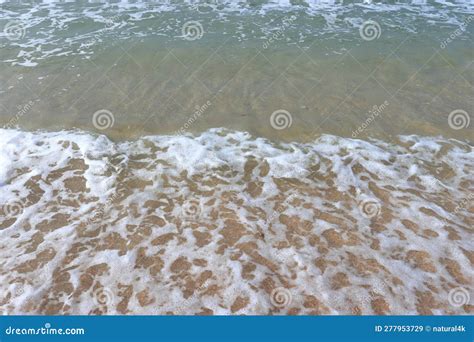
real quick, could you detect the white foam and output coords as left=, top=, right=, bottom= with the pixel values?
left=0, top=127, right=472, bottom=314
left=1, top=0, right=473, bottom=67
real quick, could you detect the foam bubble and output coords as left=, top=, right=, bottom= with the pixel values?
left=0, top=128, right=472, bottom=314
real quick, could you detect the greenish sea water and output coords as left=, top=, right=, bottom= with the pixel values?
left=1, top=1, right=473, bottom=142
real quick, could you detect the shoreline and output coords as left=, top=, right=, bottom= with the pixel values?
left=0, top=127, right=472, bottom=315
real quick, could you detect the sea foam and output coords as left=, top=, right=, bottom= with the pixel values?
left=0, top=128, right=472, bottom=315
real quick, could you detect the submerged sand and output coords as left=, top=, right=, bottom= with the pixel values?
left=0, top=128, right=472, bottom=315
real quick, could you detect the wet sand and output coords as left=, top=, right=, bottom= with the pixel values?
left=0, top=1, right=473, bottom=316
left=0, top=129, right=472, bottom=315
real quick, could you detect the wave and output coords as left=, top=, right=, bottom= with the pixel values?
left=0, top=128, right=472, bottom=314
left=1, top=0, right=473, bottom=67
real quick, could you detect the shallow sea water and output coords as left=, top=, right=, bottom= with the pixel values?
left=0, top=0, right=473, bottom=315
left=1, top=0, right=473, bottom=141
